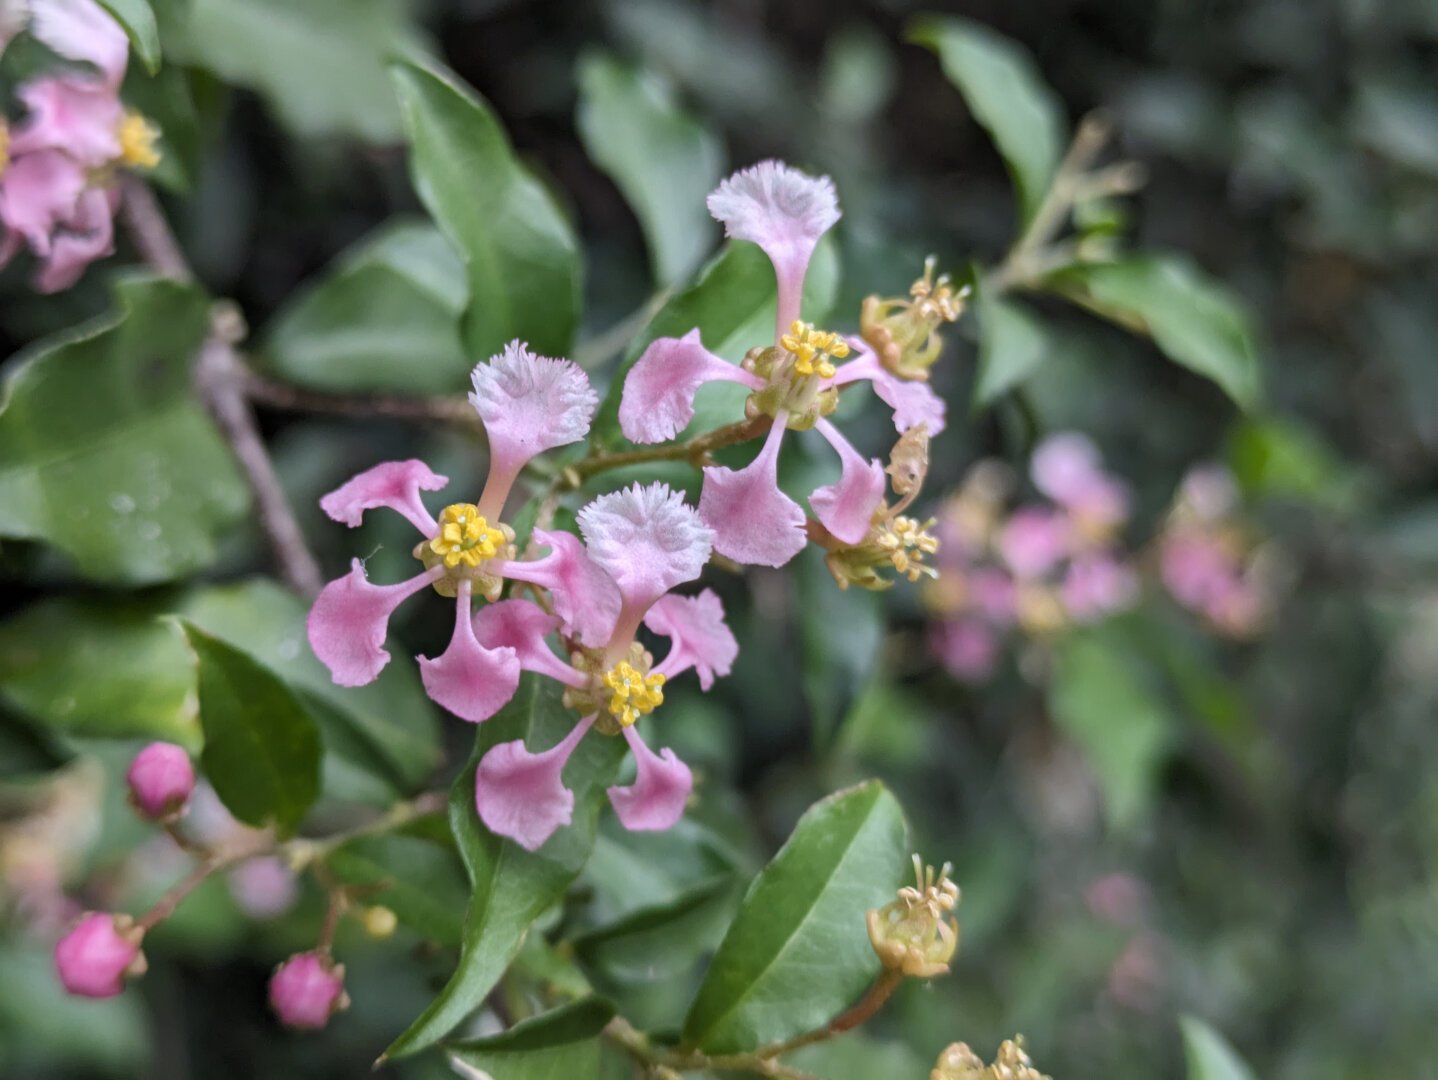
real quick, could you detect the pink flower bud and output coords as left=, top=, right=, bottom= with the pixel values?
left=126, top=742, right=195, bottom=821
left=54, top=912, right=147, bottom=998
left=269, top=952, right=348, bottom=1030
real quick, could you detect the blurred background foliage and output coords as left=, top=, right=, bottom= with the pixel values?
left=3, top=0, right=1437, bottom=1077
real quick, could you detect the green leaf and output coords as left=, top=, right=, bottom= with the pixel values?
left=326, top=830, right=468, bottom=946
left=180, top=622, right=321, bottom=835
left=910, top=15, right=1066, bottom=225
left=261, top=220, right=471, bottom=395
left=1181, top=1016, right=1257, bottom=1080
left=576, top=874, right=738, bottom=983
left=1227, top=416, right=1362, bottom=510
left=391, top=59, right=583, bottom=361
left=0, top=276, right=248, bottom=584
left=974, top=285, right=1054, bottom=406
left=797, top=545, right=883, bottom=747
left=1050, top=630, right=1175, bottom=830
left=382, top=676, right=626, bottom=1060
left=576, top=52, right=724, bottom=284
left=682, top=781, right=909, bottom=1055
left=449, top=998, right=616, bottom=1079
left=163, top=0, right=423, bottom=141
left=592, top=237, right=840, bottom=447
left=97, top=0, right=161, bottom=74
left=1050, top=255, right=1263, bottom=410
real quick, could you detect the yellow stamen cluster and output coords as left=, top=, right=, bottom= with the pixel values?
left=931, top=1037, right=1049, bottom=1080
left=875, top=516, right=940, bottom=582
left=779, top=320, right=850, bottom=379
left=861, top=257, right=968, bottom=381
left=601, top=661, right=666, bottom=727
left=429, top=503, right=505, bottom=569
left=118, top=112, right=161, bottom=170
left=867, top=856, right=961, bottom=979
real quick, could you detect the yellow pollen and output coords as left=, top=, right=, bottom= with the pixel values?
left=780, top=320, right=850, bottom=379
left=428, top=503, right=505, bottom=569
left=600, top=661, right=666, bottom=727
left=876, top=515, right=940, bottom=582
left=118, top=111, right=161, bottom=170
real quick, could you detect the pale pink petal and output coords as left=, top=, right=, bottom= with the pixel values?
left=10, top=76, right=123, bottom=165
left=496, top=529, right=622, bottom=648
left=1160, top=533, right=1235, bottom=608
left=418, top=584, right=521, bottom=723
left=809, top=419, right=886, bottom=544
left=0, top=149, right=85, bottom=256
left=970, top=568, right=1018, bottom=626
left=829, top=347, right=947, bottom=436
left=473, top=599, right=586, bottom=687
left=698, top=416, right=805, bottom=567
left=475, top=715, right=595, bottom=852
left=933, top=619, right=1000, bottom=683
left=35, top=186, right=113, bottom=293
left=1031, top=433, right=1129, bottom=527
left=306, top=562, right=440, bottom=687
left=1179, top=464, right=1239, bottom=521
left=578, top=483, right=715, bottom=610
left=31, top=0, right=129, bottom=86
left=318, top=459, right=446, bottom=535
left=620, top=330, right=763, bottom=444
left=997, top=507, right=1070, bottom=579
left=645, top=589, right=738, bottom=690
left=707, top=161, right=840, bottom=333
left=608, top=724, right=693, bottom=833
left=470, top=341, right=597, bottom=518
left=1061, top=554, right=1138, bottom=623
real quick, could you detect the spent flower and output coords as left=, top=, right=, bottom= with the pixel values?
left=867, top=856, right=961, bottom=979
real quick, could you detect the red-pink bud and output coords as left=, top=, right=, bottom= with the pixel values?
left=54, top=913, right=147, bottom=998
left=269, top=952, right=349, bottom=1029
left=126, top=742, right=195, bottom=821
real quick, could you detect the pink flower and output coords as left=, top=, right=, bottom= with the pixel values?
left=1031, top=432, right=1130, bottom=534
left=126, top=742, right=195, bottom=821
left=1061, top=554, right=1138, bottom=623
left=997, top=507, right=1070, bottom=579
left=308, top=344, right=620, bottom=723
left=1159, top=532, right=1235, bottom=609
left=269, top=952, right=348, bottom=1030
left=54, top=912, right=146, bottom=998
left=933, top=620, right=1000, bottom=683
left=474, top=483, right=726, bottom=850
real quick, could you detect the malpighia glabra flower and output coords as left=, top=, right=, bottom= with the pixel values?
left=54, top=911, right=147, bottom=998
left=0, top=0, right=162, bottom=292
left=269, top=952, right=349, bottom=1030
left=471, top=483, right=735, bottom=851
left=307, top=342, right=620, bottom=724
left=867, top=855, right=961, bottom=979
left=125, top=742, right=195, bottom=822
left=619, top=160, right=948, bottom=568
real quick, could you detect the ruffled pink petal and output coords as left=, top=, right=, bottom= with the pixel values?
left=31, top=0, right=129, bottom=87
left=646, top=588, right=738, bottom=690
left=829, top=347, right=947, bottom=436
left=0, top=149, right=86, bottom=256
left=35, top=186, right=114, bottom=294
left=10, top=76, right=123, bottom=166
left=418, top=584, right=521, bottom=723
left=474, top=715, right=595, bottom=852
left=809, top=419, right=886, bottom=545
left=306, top=562, right=440, bottom=687
left=496, top=529, right=622, bottom=648
left=619, top=330, right=763, bottom=444
left=608, top=724, right=693, bottom=833
left=470, top=341, right=597, bottom=518
left=708, top=161, right=840, bottom=333
left=578, top=483, right=715, bottom=611
left=1061, top=554, right=1138, bottom=623
left=318, top=459, right=446, bottom=535
left=698, top=416, right=806, bottom=568
left=473, top=598, right=586, bottom=687
left=997, top=507, right=1070, bottom=579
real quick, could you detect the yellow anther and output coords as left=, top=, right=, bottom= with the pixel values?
left=875, top=516, right=940, bottom=582
left=118, top=112, right=161, bottom=170
left=867, top=856, right=961, bottom=979
left=600, top=661, right=666, bottom=727
left=428, top=503, right=505, bottom=569
left=779, top=320, right=850, bottom=379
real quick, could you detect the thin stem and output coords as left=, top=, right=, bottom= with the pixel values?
left=120, top=176, right=190, bottom=281
left=240, top=369, right=481, bottom=429
left=136, top=837, right=269, bottom=931
left=292, top=790, right=448, bottom=863
left=569, top=416, right=770, bottom=484
left=755, top=968, right=904, bottom=1059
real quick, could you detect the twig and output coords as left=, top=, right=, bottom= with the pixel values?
left=120, top=176, right=190, bottom=282
left=569, top=417, right=771, bottom=484
left=240, top=369, right=481, bottom=429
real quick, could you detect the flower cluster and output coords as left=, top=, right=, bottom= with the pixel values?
left=927, top=433, right=1139, bottom=682
left=931, top=1036, right=1050, bottom=1080
left=0, top=0, right=161, bottom=291
left=619, top=159, right=959, bottom=568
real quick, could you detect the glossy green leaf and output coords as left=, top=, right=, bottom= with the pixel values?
left=392, top=59, right=582, bottom=361
left=910, top=15, right=1066, bottom=224
left=1050, top=631, right=1175, bottom=831
left=1227, top=416, right=1362, bottom=510
left=181, top=622, right=321, bottom=836
left=261, top=220, right=471, bottom=395
left=974, top=285, right=1054, bottom=406
left=449, top=998, right=616, bottom=1079
left=97, top=0, right=161, bottom=73
left=1051, top=255, right=1263, bottom=410
left=1182, top=1017, right=1257, bottom=1080
left=382, top=676, right=626, bottom=1060
left=682, top=780, right=909, bottom=1054
left=327, top=830, right=468, bottom=946
left=577, top=52, right=724, bottom=284
left=576, top=874, right=738, bottom=983
left=0, top=276, right=248, bottom=584
left=592, top=237, right=839, bottom=447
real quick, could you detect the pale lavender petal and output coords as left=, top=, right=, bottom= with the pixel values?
left=474, top=715, right=595, bottom=851
left=35, top=186, right=113, bottom=294
left=496, top=529, right=622, bottom=648
left=418, top=583, right=521, bottom=723
left=1160, top=533, right=1235, bottom=608
left=619, top=330, right=762, bottom=444
left=1061, top=554, right=1138, bottom=623
left=0, top=149, right=85, bottom=256
left=608, top=724, right=692, bottom=833
left=306, top=562, right=440, bottom=687
left=578, top=483, right=715, bottom=610
left=473, top=598, right=586, bottom=687
left=10, top=76, right=123, bottom=165
left=997, top=507, right=1070, bottom=579
left=645, top=588, right=738, bottom=690
left=1031, top=432, right=1129, bottom=527
left=829, top=346, right=947, bottom=436
left=318, top=459, right=446, bottom=535
left=698, top=416, right=806, bottom=567
left=31, top=0, right=128, bottom=86
left=809, top=419, right=886, bottom=544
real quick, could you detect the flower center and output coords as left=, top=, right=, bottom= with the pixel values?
left=778, top=320, right=850, bottom=379
left=600, top=660, right=666, bottom=727
left=429, top=503, right=505, bottom=569
left=118, top=112, right=161, bottom=170
left=876, top=515, right=940, bottom=582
